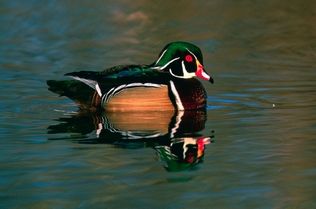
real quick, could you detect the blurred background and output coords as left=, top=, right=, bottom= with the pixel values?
left=0, top=0, right=315, bottom=208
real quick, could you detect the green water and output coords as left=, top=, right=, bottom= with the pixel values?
left=1, top=1, right=315, bottom=208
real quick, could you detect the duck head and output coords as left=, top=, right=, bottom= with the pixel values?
left=153, top=41, right=214, bottom=83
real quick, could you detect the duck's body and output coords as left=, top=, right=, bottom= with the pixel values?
left=47, top=42, right=214, bottom=111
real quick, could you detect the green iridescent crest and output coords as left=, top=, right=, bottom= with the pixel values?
left=154, top=41, right=204, bottom=68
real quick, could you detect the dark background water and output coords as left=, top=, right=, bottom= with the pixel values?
left=1, top=0, right=316, bottom=208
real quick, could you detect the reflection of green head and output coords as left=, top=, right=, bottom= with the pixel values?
left=155, top=145, right=203, bottom=172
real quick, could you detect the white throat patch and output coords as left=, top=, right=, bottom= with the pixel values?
left=169, top=61, right=195, bottom=79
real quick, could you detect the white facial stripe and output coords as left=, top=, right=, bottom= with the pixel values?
left=186, top=48, right=198, bottom=60
left=181, top=61, right=196, bottom=78
left=155, top=49, right=167, bottom=64
left=170, top=81, right=184, bottom=111
left=169, top=69, right=182, bottom=78
left=160, top=57, right=180, bottom=70
left=169, top=61, right=195, bottom=79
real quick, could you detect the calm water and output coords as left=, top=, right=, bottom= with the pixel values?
left=1, top=1, right=316, bottom=208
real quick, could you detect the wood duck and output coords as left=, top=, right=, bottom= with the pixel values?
left=47, top=41, right=214, bottom=111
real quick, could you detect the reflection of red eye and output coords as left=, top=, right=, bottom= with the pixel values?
left=185, top=55, right=193, bottom=62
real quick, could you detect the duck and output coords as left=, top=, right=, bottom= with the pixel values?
left=47, top=41, right=214, bottom=111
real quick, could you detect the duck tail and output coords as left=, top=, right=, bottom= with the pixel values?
left=47, top=80, right=101, bottom=109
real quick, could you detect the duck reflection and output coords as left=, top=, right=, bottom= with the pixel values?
left=48, top=110, right=214, bottom=171
left=156, top=136, right=211, bottom=171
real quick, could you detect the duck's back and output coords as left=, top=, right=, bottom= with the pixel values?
left=47, top=65, right=173, bottom=111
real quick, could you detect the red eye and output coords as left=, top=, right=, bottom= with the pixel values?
left=185, top=55, right=193, bottom=62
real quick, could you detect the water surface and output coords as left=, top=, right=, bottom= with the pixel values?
left=1, top=1, right=315, bottom=208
